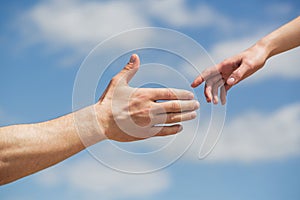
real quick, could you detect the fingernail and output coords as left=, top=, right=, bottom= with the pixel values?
left=227, top=77, right=235, bottom=85
left=129, top=54, right=136, bottom=63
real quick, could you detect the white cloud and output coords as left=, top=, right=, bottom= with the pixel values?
left=36, top=154, right=170, bottom=200
left=142, top=103, right=300, bottom=163
left=260, top=47, right=300, bottom=80
left=210, top=36, right=260, bottom=62
left=146, top=0, right=232, bottom=29
left=209, top=103, right=300, bottom=162
left=23, top=0, right=150, bottom=51
left=19, top=0, right=232, bottom=52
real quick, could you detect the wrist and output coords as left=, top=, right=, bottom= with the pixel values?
left=72, top=105, right=107, bottom=147
left=253, top=39, right=272, bottom=62
left=255, top=36, right=276, bottom=60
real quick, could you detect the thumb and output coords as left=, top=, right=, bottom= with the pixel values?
left=115, top=54, right=140, bottom=85
left=226, top=63, right=248, bottom=86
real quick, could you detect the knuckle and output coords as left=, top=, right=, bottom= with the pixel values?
left=137, top=93, right=149, bottom=101
left=132, top=89, right=149, bottom=101
left=243, top=58, right=254, bottom=68
left=168, top=114, right=175, bottom=122
left=222, top=59, right=230, bottom=65
left=233, top=70, right=243, bottom=79
left=205, top=86, right=212, bottom=95
left=166, top=89, right=174, bottom=99
left=168, top=114, right=179, bottom=122
left=111, top=76, right=119, bottom=85
left=171, top=102, right=179, bottom=111
left=222, top=59, right=234, bottom=66
left=129, top=97, right=140, bottom=108
left=206, top=78, right=212, bottom=85
left=141, top=107, right=151, bottom=116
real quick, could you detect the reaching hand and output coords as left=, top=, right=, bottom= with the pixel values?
left=191, top=44, right=268, bottom=105
left=192, top=16, right=300, bottom=105
left=96, top=54, right=199, bottom=142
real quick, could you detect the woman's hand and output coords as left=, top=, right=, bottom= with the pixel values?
left=191, top=44, right=268, bottom=105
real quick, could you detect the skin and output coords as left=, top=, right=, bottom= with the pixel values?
left=0, top=54, right=199, bottom=185
left=191, top=16, right=300, bottom=105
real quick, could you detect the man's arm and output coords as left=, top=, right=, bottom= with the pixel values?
left=0, top=111, right=87, bottom=185
left=0, top=54, right=199, bottom=185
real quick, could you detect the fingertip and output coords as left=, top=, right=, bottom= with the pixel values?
left=213, top=97, right=218, bottom=105
left=177, top=125, right=183, bottom=133
left=187, top=92, right=195, bottom=99
left=191, top=81, right=198, bottom=88
left=207, top=92, right=212, bottom=103
left=190, top=111, right=197, bottom=119
left=129, top=54, right=138, bottom=63
left=220, top=95, right=226, bottom=105
left=221, top=99, right=226, bottom=105
left=118, top=54, right=140, bottom=84
left=220, top=85, right=227, bottom=105
left=128, top=54, right=140, bottom=69
left=191, top=77, right=203, bottom=88
left=195, top=101, right=200, bottom=110
left=206, top=96, right=211, bottom=103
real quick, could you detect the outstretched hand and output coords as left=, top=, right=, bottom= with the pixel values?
left=96, top=54, right=199, bottom=142
left=191, top=44, right=268, bottom=105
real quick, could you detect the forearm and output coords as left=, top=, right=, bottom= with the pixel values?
left=0, top=105, right=105, bottom=185
left=257, top=16, right=300, bottom=59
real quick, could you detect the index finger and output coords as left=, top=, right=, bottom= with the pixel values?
left=191, top=66, right=220, bottom=88
left=143, top=88, right=194, bottom=101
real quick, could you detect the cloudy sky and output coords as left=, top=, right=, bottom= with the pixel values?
left=1, top=0, right=300, bottom=199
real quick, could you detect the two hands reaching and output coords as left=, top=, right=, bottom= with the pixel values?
left=1, top=16, right=300, bottom=185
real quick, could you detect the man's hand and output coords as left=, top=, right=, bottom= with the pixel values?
left=95, top=54, right=199, bottom=142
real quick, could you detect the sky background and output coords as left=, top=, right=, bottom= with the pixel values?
left=1, top=0, right=300, bottom=199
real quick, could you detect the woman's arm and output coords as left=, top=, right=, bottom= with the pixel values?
left=192, top=16, right=300, bottom=105
left=262, top=16, right=300, bottom=58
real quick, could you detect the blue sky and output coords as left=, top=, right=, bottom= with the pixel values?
left=1, top=0, right=300, bottom=199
